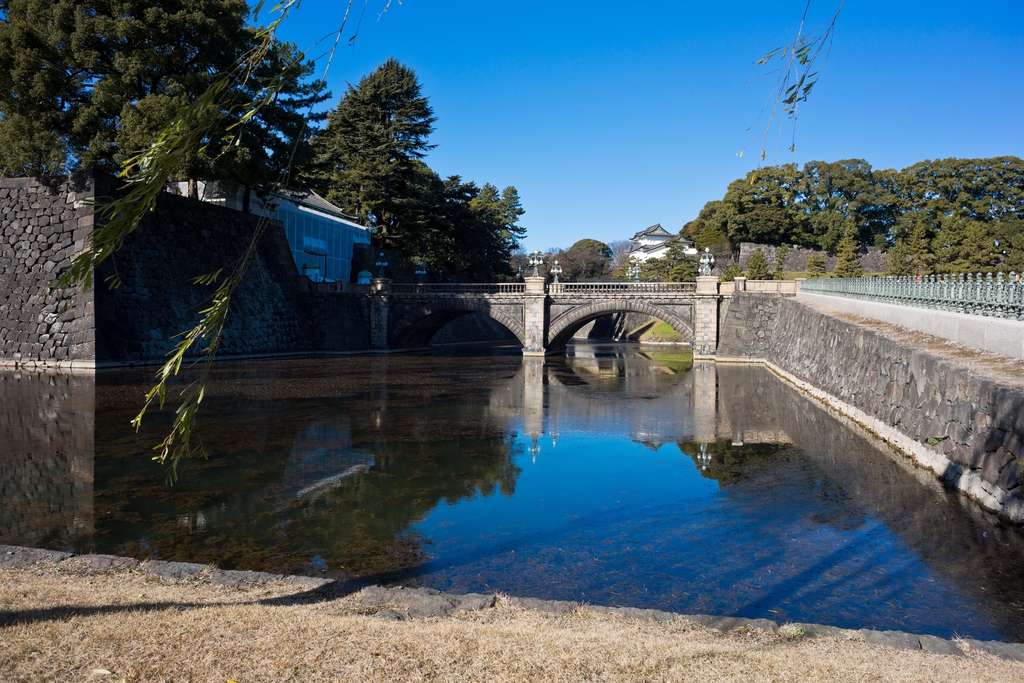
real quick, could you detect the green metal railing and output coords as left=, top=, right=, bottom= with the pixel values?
left=800, top=273, right=1024, bottom=320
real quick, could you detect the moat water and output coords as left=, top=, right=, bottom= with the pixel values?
left=2, top=343, right=1024, bottom=641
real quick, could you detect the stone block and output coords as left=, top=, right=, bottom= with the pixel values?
left=209, top=568, right=284, bottom=588
left=684, top=614, right=779, bottom=633
left=73, top=554, right=140, bottom=571
left=0, top=544, right=72, bottom=567
left=358, top=586, right=495, bottom=618
left=917, top=635, right=964, bottom=656
left=964, top=639, right=1024, bottom=662
left=283, top=575, right=337, bottom=590
left=142, top=560, right=208, bottom=580
left=861, top=629, right=921, bottom=650
left=508, top=596, right=579, bottom=615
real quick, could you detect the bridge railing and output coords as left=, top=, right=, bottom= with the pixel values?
left=800, top=274, right=1024, bottom=320
left=391, top=283, right=526, bottom=295
left=547, top=282, right=697, bottom=294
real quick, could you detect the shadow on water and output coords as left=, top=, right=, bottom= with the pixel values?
left=2, top=344, right=1024, bottom=640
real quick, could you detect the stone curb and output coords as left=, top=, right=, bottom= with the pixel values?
left=2, top=543, right=1023, bottom=662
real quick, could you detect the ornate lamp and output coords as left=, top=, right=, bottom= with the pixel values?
left=550, top=260, right=563, bottom=283
left=699, top=247, right=715, bottom=277
left=375, top=252, right=388, bottom=278
left=529, top=250, right=544, bottom=278
left=627, top=262, right=641, bottom=282
left=414, top=260, right=427, bottom=283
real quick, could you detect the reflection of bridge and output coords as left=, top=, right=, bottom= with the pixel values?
left=368, top=276, right=732, bottom=356
left=486, top=355, right=794, bottom=449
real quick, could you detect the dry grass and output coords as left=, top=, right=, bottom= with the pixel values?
left=2, top=568, right=1023, bottom=682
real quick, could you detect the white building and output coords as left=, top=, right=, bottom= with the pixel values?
left=625, top=224, right=696, bottom=262
left=168, top=181, right=371, bottom=283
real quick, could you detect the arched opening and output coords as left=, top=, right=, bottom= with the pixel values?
left=547, top=301, right=695, bottom=353
left=390, top=301, right=526, bottom=350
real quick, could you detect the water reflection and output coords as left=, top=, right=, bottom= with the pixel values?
left=2, top=347, right=1024, bottom=641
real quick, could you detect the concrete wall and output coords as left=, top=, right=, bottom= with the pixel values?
left=718, top=293, right=1024, bottom=523
left=0, top=175, right=96, bottom=366
left=797, top=292, right=1024, bottom=361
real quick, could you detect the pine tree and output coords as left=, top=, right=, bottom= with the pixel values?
left=313, top=58, right=436, bottom=241
left=806, top=253, right=827, bottom=277
left=744, top=248, right=771, bottom=280
left=719, top=261, right=743, bottom=282
left=773, top=244, right=789, bottom=279
left=833, top=231, right=864, bottom=277
left=0, top=0, right=252, bottom=176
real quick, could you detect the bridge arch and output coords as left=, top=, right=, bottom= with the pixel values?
left=547, top=300, right=695, bottom=351
left=389, top=299, right=526, bottom=349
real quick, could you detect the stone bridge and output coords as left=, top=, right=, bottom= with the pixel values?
left=364, top=276, right=733, bottom=356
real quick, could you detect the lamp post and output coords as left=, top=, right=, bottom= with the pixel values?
left=699, top=247, right=715, bottom=277
left=550, top=260, right=563, bottom=283
left=375, top=252, right=388, bottom=278
left=414, top=260, right=427, bottom=283
left=627, top=262, right=641, bottom=282
left=529, top=250, right=544, bottom=278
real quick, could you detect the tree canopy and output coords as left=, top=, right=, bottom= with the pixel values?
left=0, top=0, right=324, bottom=188
left=683, top=156, right=1024, bottom=275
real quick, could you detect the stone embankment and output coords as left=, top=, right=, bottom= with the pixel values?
left=3, top=542, right=1021, bottom=660
left=718, top=293, right=1024, bottom=524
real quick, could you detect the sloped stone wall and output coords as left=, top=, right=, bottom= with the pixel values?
left=0, top=175, right=96, bottom=366
left=94, top=177, right=316, bottom=363
left=718, top=293, right=1024, bottom=522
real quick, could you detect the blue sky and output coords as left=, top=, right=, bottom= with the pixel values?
left=276, top=1, right=1024, bottom=251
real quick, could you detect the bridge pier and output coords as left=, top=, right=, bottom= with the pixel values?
left=522, top=277, right=548, bottom=356
left=369, top=278, right=391, bottom=350
left=693, top=276, right=720, bottom=357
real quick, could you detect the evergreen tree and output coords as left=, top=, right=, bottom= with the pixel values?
left=885, top=239, right=913, bottom=276
left=0, top=0, right=253, bottom=176
left=313, top=58, right=435, bottom=240
left=719, top=261, right=743, bottom=282
left=806, top=253, right=827, bottom=277
left=773, top=244, right=789, bottom=279
left=833, top=231, right=864, bottom=277
left=638, top=238, right=697, bottom=281
left=744, top=248, right=771, bottom=280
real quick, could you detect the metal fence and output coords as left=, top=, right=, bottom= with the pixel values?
left=800, top=273, right=1024, bottom=320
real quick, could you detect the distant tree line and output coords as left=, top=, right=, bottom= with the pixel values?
left=0, top=3, right=525, bottom=281
left=683, top=157, right=1024, bottom=275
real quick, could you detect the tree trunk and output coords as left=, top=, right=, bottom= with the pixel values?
left=243, top=184, right=251, bottom=214
left=187, top=178, right=198, bottom=200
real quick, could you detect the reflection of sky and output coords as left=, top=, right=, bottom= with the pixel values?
left=411, top=431, right=996, bottom=640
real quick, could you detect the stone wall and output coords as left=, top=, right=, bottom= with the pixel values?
left=0, top=175, right=96, bottom=366
left=738, top=242, right=887, bottom=274
left=717, top=293, right=1024, bottom=522
left=94, top=176, right=316, bottom=363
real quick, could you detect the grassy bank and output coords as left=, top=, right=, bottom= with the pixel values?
left=2, top=567, right=1022, bottom=682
